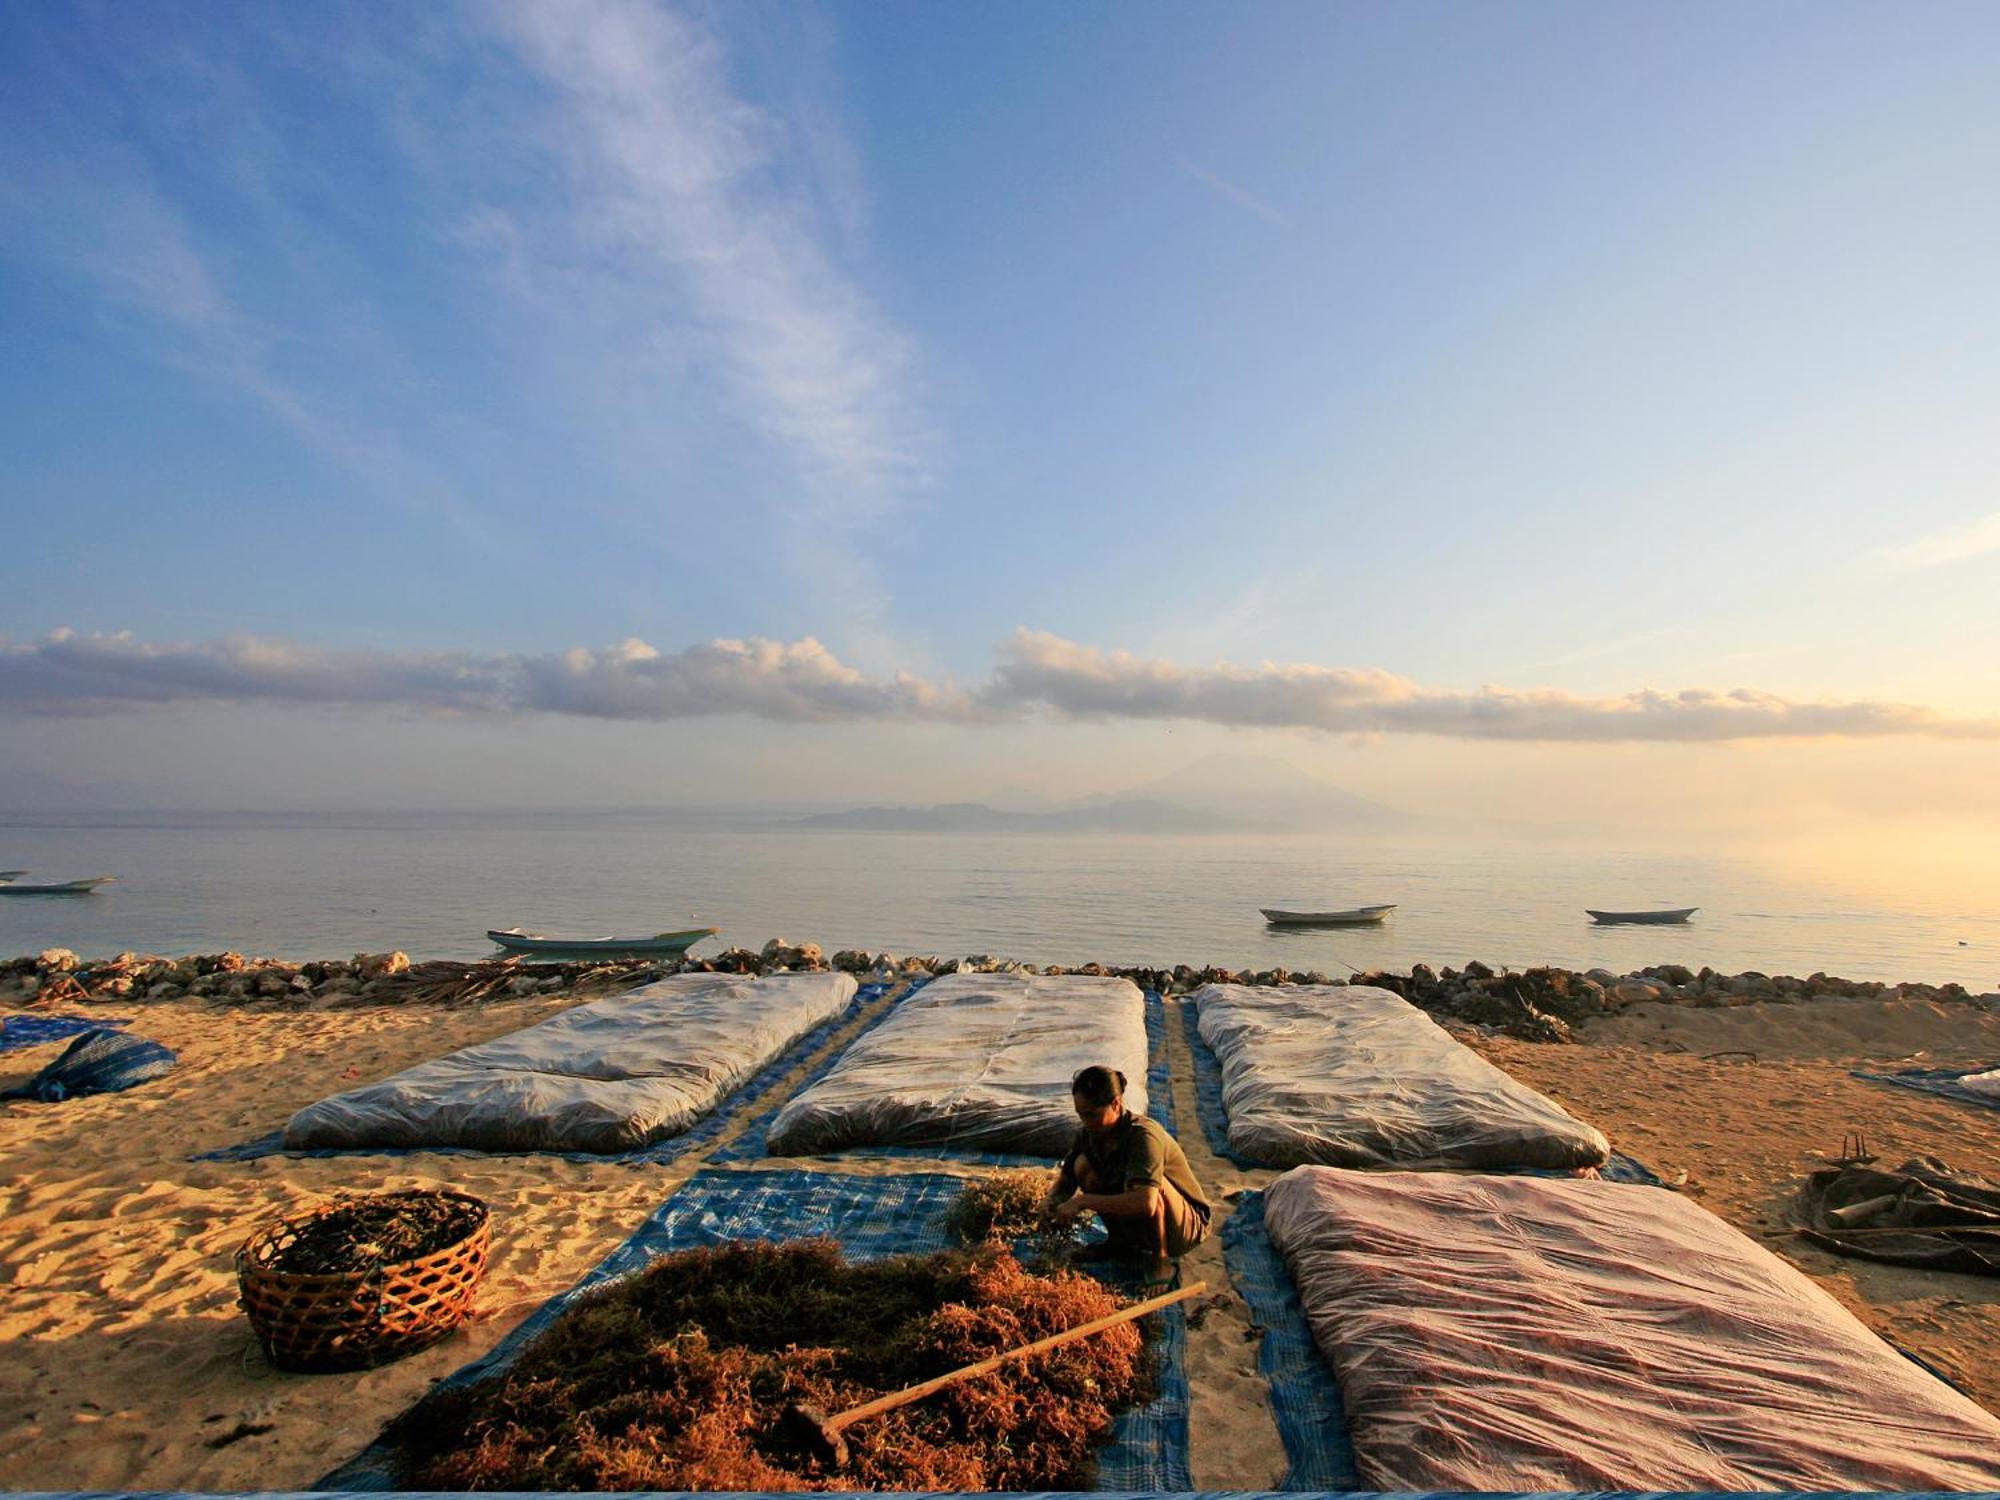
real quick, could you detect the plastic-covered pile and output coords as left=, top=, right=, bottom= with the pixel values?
left=1193, top=982, right=1607, bottom=1170
left=1964, top=1065, right=2000, bottom=1099
left=1263, top=1164, right=2000, bottom=1492
left=0, top=1027, right=176, bottom=1103
left=767, top=973, right=1148, bottom=1157
left=284, top=972, right=855, bottom=1153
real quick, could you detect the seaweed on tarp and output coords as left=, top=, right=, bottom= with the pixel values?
left=384, top=1238, right=1154, bottom=1492
left=943, top=1167, right=1076, bottom=1253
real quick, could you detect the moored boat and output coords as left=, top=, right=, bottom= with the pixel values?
left=0, top=871, right=26, bottom=882
left=486, top=925, right=719, bottom=957
left=1260, top=904, right=1396, bottom=927
left=1586, top=907, right=1698, bottom=925
left=0, top=876, right=116, bottom=896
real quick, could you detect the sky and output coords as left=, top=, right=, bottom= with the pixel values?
left=2, top=0, right=1998, bottom=835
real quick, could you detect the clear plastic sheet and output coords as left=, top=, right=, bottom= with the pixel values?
left=1963, top=1066, right=2000, bottom=1099
left=1263, top=1165, right=2000, bottom=1492
left=766, top=972, right=1148, bottom=1157
left=283, top=972, right=856, bottom=1154
left=1192, top=982, right=1607, bottom=1170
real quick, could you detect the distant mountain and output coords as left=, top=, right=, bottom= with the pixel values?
left=792, top=799, right=1235, bottom=834
left=794, top=755, right=1415, bottom=835
left=1089, top=753, right=1415, bottom=832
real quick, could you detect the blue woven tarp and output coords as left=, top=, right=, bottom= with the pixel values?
left=1854, top=1063, right=2000, bottom=1112
left=0, top=1013, right=131, bottom=1054
left=0, top=1027, right=175, bottom=1102
left=319, top=1167, right=1190, bottom=1492
left=720, top=987, right=1177, bottom=1166
left=194, top=981, right=895, bottom=1165
left=1220, top=1190, right=1359, bottom=1491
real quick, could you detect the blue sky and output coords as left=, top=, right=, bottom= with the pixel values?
left=2, top=1, right=1998, bottom=817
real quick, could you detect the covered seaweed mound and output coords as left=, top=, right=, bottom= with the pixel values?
left=387, top=1238, right=1150, bottom=1491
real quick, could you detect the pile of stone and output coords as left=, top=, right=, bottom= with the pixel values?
left=2, top=948, right=645, bottom=1011
left=5, top=941, right=1992, bottom=1040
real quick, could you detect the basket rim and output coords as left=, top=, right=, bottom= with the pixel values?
left=236, top=1188, right=490, bottom=1285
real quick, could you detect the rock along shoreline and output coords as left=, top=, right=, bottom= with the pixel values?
left=5, top=938, right=1996, bottom=1046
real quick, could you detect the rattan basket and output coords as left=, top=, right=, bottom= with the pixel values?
left=236, top=1188, right=491, bottom=1373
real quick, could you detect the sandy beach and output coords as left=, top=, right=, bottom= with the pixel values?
left=2, top=976, right=1997, bottom=1491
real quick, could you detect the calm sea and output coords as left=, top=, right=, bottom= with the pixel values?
left=1, top=813, right=1995, bottom=991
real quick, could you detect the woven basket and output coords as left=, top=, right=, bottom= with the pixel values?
left=236, top=1188, right=491, bottom=1373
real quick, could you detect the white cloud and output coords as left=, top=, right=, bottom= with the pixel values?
left=3, top=625, right=1993, bottom=742
left=0, top=629, right=969, bottom=723
left=980, top=629, right=1998, bottom=742
left=1881, top=511, right=2000, bottom=569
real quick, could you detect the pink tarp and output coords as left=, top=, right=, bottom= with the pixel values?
left=1263, top=1165, right=2000, bottom=1492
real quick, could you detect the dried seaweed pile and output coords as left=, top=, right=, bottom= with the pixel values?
left=944, top=1168, right=1077, bottom=1258
left=387, top=1238, right=1150, bottom=1491
left=273, top=1193, right=486, bottom=1276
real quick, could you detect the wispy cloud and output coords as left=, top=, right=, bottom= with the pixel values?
left=489, top=0, right=930, bottom=524
left=4, top=626, right=1993, bottom=742
left=1176, top=158, right=1290, bottom=228
left=1881, top=511, right=2000, bottom=569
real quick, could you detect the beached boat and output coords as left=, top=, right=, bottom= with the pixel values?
left=1585, top=907, right=1698, bottom=925
left=486, top=926, right=719, bottom=957
left=0, top=876, right=116, bottom=896
left=1260, top=904, right=1396, bottom=927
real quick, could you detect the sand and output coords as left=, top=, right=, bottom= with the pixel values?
left=2, top=986, right=1997, bottom=1490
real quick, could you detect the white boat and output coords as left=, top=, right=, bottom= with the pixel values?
left=0, top=876, right=116, bottom=896
left=0, top=871, right=25, bottom=882
left=487, top=925, right=718, bottom=956
left=1260, top=904, right=1396, bottom=927
left=1586, top=907, right=1698, bottom=925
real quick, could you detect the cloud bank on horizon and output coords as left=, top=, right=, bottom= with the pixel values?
left=4, top=626, right=1991, bottom=744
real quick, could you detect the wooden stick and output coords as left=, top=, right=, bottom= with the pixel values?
left=826, top=1279, right=1207, bottom=1435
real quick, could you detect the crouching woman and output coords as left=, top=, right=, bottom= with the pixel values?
left=1042, top=1064, right=1211, bottom=1287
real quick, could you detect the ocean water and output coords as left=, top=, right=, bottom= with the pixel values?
left=0, top=814, right=1995, bottom=990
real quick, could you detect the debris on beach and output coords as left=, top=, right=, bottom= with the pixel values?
left=383, top=1238, right=1150, bottom=1492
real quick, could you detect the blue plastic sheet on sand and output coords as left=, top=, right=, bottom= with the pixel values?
left=318, top=1167, right=1191, bottom=1493
left=1853, top=1063, right=2000, bottom=1112
left=720, top=987, right=1178, bottom=1167
left=192, top=982, right=895, bottom=1165
left=1219, top=1190, right=1360, bottom=1491
left=0, top=1013, right=131, bottom=1054
left=1177, top=998, right=1660, bottom=1186
left=0, top=1027, right=175, bottom=1102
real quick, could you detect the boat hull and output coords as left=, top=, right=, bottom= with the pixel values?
left=486, top=926, right=718, bottom=957
left=1585, top=908, right=1698, bottom=925
left=0, top=877, right=114, bottom=896
left=1261, top=905, right=1395, bottom=927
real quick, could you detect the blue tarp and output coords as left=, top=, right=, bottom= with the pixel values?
left=1853, top=1063, right=2000, bottom=1112
left=0, top=1013, right=131, bottom=1054
left=718, top=986, right=1178, bottom=1166
left=319, top=1167, right=1191, bottom=1493
left=0, top=1027, right=175, bottom=1102
left=195, top=982, right=897, bottom=1165
left=1219, top=1190, right=1360, bottom=1491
